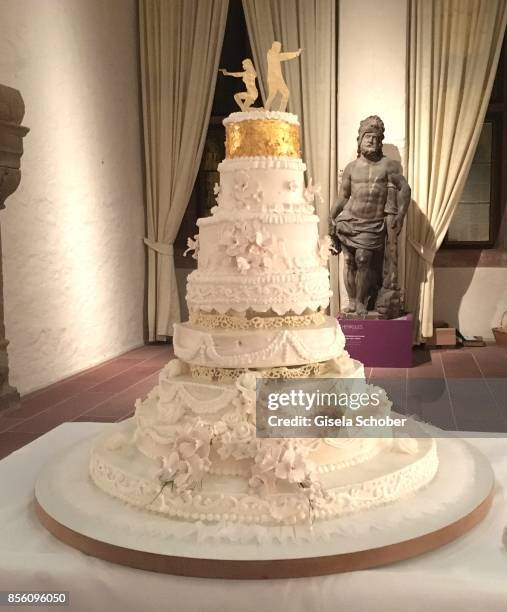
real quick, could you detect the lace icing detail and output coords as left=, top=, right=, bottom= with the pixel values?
left=198, top=211, right=319, bottom=226
left=218, top=156, right=306, bottom=172
left=189, top=311, right=327, bottom=330
left=190, top=361, right=332, bottom=382
left=186, top=268, right=331, bottom=315
left=89, top=435, right=438, bottom=526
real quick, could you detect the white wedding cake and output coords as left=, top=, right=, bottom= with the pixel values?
left=89, top=110, right=438, bottom=528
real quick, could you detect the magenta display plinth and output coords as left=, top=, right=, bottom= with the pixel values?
left=338, top=313, right=413, bottom=368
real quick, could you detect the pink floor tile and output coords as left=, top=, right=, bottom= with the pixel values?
left=408, top=352, right=444, bottom=378
left=370, top=367, right=407, bottom=379
left=120, top=345, right=172, bottom=360
left=441, top=351, right=482, bottom=378
left=82, top=374, right=159, bottom=419
left=0, top=416, right=24, bottom=433
left=69, top=357, right=146, bottom=385
left=471, top=346, right=507, bottom=377
left=9, top=391, right=113, bottom=434
left=0, top=432, right=41, bottom=460
left=15, top=379, right=94, bottom=419
left=88, top=362, right=163, bottom=393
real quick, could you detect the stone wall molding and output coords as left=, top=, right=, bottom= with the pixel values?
left=0, top=83, right=29, bottom=411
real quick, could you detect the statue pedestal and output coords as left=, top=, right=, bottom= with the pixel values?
left=338, top=313, right=413, bottom=368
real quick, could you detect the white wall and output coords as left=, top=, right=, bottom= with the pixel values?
left=335, top=0, right=408, bottom=309
left=434, top=267, right=507, bottom=340
left=0, top=0, right=145, bottom=394
left=338, top=0, right=408, bottom=170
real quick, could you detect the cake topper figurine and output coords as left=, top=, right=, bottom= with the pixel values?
left=219, top=59, right=259, bottom=111
left=265, top=41, right=302, bottom=112
left=329, top=115, right=411, bottom=319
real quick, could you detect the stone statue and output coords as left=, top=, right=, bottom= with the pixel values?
left=219, top=59, right=259, bottom=111
left=329, top=116, right=411, bottom=318
left=265, top=41, right=301, bottom=112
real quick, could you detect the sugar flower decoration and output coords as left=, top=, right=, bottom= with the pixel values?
left=250, top=440, right=315, bottom=493
left=251, top=187, right=264, bottom=204
left=183, top=234, right=199, bottom=259
left=288, top=180, right=298, bottom=192
left=214, top=411, right=257, bottom=462
left=162, top=358, right=189, bottom=379
left=275, top=443, right=314, bottom=484
left=220, top=219, right=282, bottom=273
left=232, top=171, right=263, bottom=209
left=156, top=425, right=212, bottom=490
left=236, top=256, right=250, bottom=273
left=220, top=223, right=250, bottom=258
left=317, top=235, right=335, bottom=264
left=233, top=171, right=250, bottom=199
left=304, top=177, right=323, bottom=204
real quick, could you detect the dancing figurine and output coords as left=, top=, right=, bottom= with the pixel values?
left=219, top=59, right=259, bottom=111
left=265, top=41, right=302, bottom=112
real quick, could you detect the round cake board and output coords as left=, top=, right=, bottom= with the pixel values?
left=35, top=434, right=494, bottom=580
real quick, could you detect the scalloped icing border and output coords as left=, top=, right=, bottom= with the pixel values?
left=186, top=268, right=331, bottom=315
left=173, top=323, right=345, bottom=369
left=218, top=157, right=306, bottom=171
left=197, top=211, right=319, bottom=226
left=223, top=110, right=299, bottom=125
left=90, top=432, right=438, bottom=526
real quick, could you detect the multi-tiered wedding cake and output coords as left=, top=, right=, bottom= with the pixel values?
left=89, top=109, right=439, bottom=529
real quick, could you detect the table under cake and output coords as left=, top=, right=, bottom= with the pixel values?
left=0, top=423, right=506, bottom=612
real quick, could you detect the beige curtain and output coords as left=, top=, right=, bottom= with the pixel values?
left=242, top=0, right=340, bottom=312
left=405, top=0, right=507, bottom=341
left=140, top=0, right=228, bottom=340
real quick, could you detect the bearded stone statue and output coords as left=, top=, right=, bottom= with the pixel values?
left=329, top=116, right=411, bottom=318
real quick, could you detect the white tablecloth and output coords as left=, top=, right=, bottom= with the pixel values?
left=0, top=423, right=506, bottom=612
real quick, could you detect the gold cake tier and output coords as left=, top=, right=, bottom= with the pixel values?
left=225, top=118, right=301, bottom=158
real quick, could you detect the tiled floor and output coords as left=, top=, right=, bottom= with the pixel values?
left=0, top=344, right=174, bottom=459
left=369, top=344, right=507, bottom=432
left=0, top=343, right=506, bottom=459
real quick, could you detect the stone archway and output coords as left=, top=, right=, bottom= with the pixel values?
left=0, top=84, right=29, bottom=412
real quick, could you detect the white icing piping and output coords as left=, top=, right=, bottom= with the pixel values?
left=218, top=157, right=306, bottom=171
left=223, top=110, right=300, bottom=125
left=173, top=327, right=344, bottom=367
left=188, top=267, right=329, bottom=285
left=197, top=212, right=319, bottom=227
left=89, top=437, right=438, bottom=527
